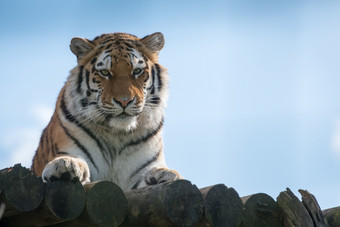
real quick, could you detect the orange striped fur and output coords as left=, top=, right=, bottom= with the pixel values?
left=31, top=32, right=181, bottom=190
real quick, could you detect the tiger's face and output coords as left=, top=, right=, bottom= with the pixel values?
left=68, top=32, right=166, bottom=131
left=93, top=46, right=148, bottom=125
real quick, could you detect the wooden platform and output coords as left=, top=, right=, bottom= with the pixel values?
left=0, top=164, right=335, bottom=226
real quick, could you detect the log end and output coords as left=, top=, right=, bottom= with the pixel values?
left=241, top=193, right=283, bottom=227
left=45, top=180, right=86, bottom=220
left=86, top=181, right=128, bottom=227
left=277, top=188, right=314, bottom=227
left=2, top=163, right=44, bottom=212
left=202, top=184, right=243, bottom=227
left=162, top=180, right=204, bottom=226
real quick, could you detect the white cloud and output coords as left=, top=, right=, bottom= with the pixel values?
left=31, top=104, right=54, bottom=126
left=1, top=104, right=53, bottom=168
left=2, top=128, right=41, bottom=168
left=331, top=118, right=340, bottom=158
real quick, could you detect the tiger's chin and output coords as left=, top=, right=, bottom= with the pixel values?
left=108, top=114, right=138, bottom=132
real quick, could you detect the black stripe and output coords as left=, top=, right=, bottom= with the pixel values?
left=129, top=150, right=162, bottom=179
left=148, top=97, right=160, bottom=105
left=131, top=52, right=138, bottom=59
left=123, top=42, right=133, bottom=48
left=155, top=63, right=162, bottom=91
left=104, top=36, right=114, bottom=41
left=90, top=57, right=97, bottom=65
left=80, top=98, right=88, bottom=107
left=118, top=119, right=163, bottom=155
left=60, top=91, right=106, bottom=153
left=56, top=113, right=98, bottom=171
left=103, top=38, right=115, bottom=44
left=131, top=180, right=141, bottom=190
left=85, top=69, right=93, bottom=92
left=142, top=54, right=148, bottom=63
left=103, top=55, right=110, bottom=61
left=45, top=130, right=51, bottom=157
left=150, top=67, right=156, bottom=94
left=144, top=72, right=150, bottom=83
left=77, top=66, right=84, bottom=94
left=92, top=77, right=99, bottom=83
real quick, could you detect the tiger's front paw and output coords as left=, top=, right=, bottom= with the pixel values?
left=145, top=168, right=182, bottom=185
left=42, top=156, right=90, bottom=184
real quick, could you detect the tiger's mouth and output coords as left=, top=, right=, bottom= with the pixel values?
left=104, top=111, right=138, bottom=121
left=105, top=111, right=139, bottom=131
left=116, top=112, right=132, bottom=119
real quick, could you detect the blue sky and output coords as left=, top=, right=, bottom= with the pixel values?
left=1, top=0, right=340, bottom=209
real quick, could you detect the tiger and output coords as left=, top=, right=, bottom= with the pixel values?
left=31, top=32, right=182, bottom=190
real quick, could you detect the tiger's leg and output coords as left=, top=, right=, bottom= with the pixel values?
left=144, top=167, right=182, bottom=186
left=42, top=156, right=90, bottom=184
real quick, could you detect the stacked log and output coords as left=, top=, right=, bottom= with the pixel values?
left=240, top=193, right=283, bottom=227
left=197, top=184, right=243, bottom=226
left=121, top=180, right=203, bottom=227
left=52, top=181, right=127, bottom=227
left=1, top=164, right=44, bottom=217
left=0, top=164, right=338, bottom=226
left=323, top=207, right=340, bottom=227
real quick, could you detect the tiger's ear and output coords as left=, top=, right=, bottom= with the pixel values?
left=70, top=37, right=95, bottom=60
left=141, top=32, right=165, bottom=54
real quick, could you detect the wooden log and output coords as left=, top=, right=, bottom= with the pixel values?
left=1, top=164, right=44, bottom=217
left=298, top=189, right=329, bottom=227
left=2, top=179, right=86, bottom=226
left=121, top=179, right=204, bottom=227
left=0, top=202, right=5, bottom=220
left=0, top=170, right=3, bottom=220
left=323, top=206, right=340, bottom=227
left=239, top=193, right=283, bottom=227
left=53, top=181, right=128, bottom=227
left=276, top=187, right=314, bottom=227
left=45, top=179, right=86, bottom=220
left=85, top=181, right=127, bottom=226
left=194, top=184, right=243, bottom=227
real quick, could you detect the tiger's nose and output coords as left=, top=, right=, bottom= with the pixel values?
left=114, top=97, right=134, bottom=107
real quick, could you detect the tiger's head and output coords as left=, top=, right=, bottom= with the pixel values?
left=66, top=32, right=167, bottom=132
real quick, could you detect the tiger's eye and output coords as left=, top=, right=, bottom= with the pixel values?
left=100, top=69, right=109, bottom=76
left=133, top=68, right=142, bottom=75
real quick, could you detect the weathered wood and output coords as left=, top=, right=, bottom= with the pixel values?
left=298, top=189, right=329, bottom=227
left=50, top=181, right=128, bottom=227
left=323, top=206, right=340, bottom=227
left=194, top=184, right=243, bottom=227
left=0, top=202, right=5, bottom=220
left=240, top=193, right=283, bottom=227
left=45, top=179, right=86, bottom=220
left=1, top=164, right=44, bottom=217
left=2, top=179, right=86, bottom=226
left=121, top=179, right=204, bottom=227
left=2, top=164, right=340, bottom=227
left=0, top=170, right=5, bottom=220
left=0, top=171, right=3, bottom=220
left=277, top=187, right=314, bottom=227
left=85, top=181, right=127, bottom=226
